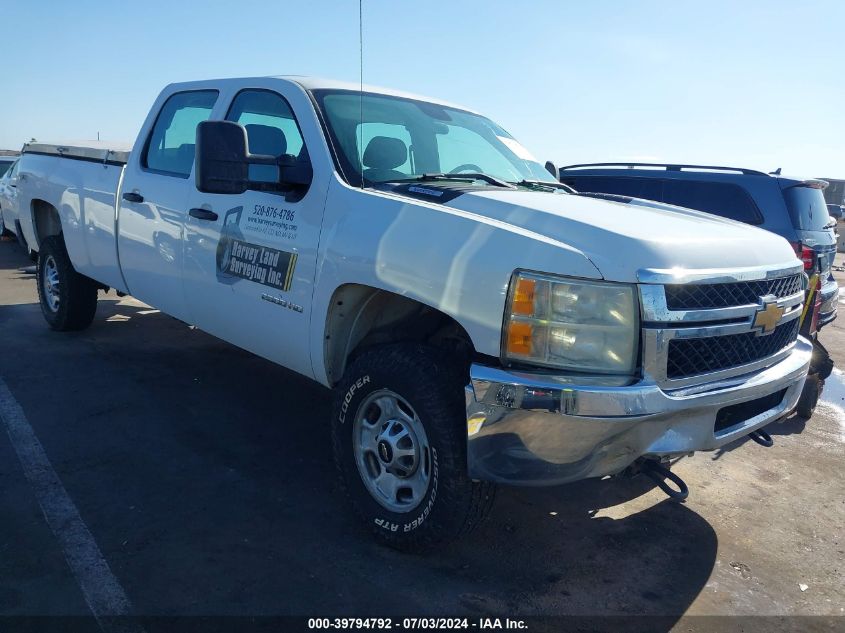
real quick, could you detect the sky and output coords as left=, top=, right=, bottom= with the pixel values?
left=2, top=0, right=843, bottom=177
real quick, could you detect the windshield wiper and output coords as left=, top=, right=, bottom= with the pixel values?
left=511, top=179, right=575, bottom=193
left=387, top=173, right=515, bottom=188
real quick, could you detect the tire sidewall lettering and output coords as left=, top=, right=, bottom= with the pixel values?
left=338, top=374, right=370, bottom=424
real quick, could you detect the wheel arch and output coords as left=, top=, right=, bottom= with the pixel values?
left=323, top=283, right=478, bottom=386
left=31, top=198, right=62, bottom=250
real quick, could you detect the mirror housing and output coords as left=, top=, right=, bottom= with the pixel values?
left=196, top=120, right=313, bottom=195
left=544, top=160, right=559, bottom=180
left=196, top=121, right=250, bottom=194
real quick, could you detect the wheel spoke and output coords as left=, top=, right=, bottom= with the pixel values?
left=405, top=472, right=428, bottom=501
left=374, top=471, right=400, bottom=501
left=374, top=395, right=398, bottom=421
left=360, top=431, right=378, bottom=453
left=359, top=414, right=379, bottom=431
left=390, top=426, right=410, bottom=442
left=392, top=445, right=416, bottom=462
left=395, top=405, right=418, bottom=428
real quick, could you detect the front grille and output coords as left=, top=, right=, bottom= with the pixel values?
left=665, top=274, right=803, bottom=310
left=667, top=318, right=799, bottom=379
left=714, top=389, right=787, bottom=434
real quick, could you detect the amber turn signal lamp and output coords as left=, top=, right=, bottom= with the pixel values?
left=512, top=277, right=536, bottom=316
left=507, top=321, right=533, bottom=355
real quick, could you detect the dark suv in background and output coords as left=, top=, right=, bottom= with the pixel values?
left=558, top=163, right=839, bottom=328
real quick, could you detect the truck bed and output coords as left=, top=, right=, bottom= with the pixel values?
left=18, top=142, right=132, bottom=292
left=22, top=141, right=131, bottom=165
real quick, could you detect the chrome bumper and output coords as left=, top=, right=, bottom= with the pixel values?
left=465, top=337, right=812, bottom=485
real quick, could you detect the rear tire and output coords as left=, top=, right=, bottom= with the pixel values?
left=36, top=236, right=98, bottom=331
left=331, top=343, right=496, bottom=551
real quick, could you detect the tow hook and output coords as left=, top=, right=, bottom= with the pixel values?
left=640, top=460, right=689, bottom=502
left=748, top=428, right=774, bottom=447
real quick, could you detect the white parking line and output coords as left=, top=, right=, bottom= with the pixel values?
left=0, top=377, right=144, bottom=633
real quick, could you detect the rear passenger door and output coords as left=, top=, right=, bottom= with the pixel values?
left=662, top=180, right=763, bottom=224
left=117, top=90, right=219, bottom=322
left=182, top=86, right=324, bottom=379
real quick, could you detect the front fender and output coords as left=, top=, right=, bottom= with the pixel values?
left=310, top=178, right=602, bottom=384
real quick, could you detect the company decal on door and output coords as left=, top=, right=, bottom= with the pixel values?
left=216, top=205, right=298, bottom=292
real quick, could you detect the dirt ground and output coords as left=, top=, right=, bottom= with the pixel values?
left=0, top=238, right=842, bottom=631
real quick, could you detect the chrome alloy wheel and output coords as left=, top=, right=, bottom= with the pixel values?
left=352, top=389, right=431, bottom=513
left=42, top=255, right=61, bottom=312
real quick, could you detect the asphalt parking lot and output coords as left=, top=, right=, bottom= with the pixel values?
left=1, top=238, right=843, bottom=631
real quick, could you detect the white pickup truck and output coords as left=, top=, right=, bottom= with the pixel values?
left=15, top=76, right=811, bottom=550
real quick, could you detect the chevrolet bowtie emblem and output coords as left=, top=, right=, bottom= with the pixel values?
left=752, top=296, right=784, bottom=336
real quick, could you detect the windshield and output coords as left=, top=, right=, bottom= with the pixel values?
left=312, top=90, right=555, bottom=187
left=784, top=185, right=832, bottom=231
left=0, top=160, right=14, bottom=177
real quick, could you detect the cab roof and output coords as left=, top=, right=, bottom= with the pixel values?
left=166, top=75, right=478, bottom=114
left=281, top=75, right=479, bottom=113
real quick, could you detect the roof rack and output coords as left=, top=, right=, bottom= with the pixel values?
left=558, top=162, right=770, bottom=177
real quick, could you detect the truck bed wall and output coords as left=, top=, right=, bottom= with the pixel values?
left=18, top=153, right=128, bottom=292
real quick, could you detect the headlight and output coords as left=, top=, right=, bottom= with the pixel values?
left=502, top=271, right=639, bottom=373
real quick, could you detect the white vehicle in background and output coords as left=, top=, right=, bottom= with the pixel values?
left=13, top=76, right=811, bottom=550
left=0, top=157, right=20, bottom=238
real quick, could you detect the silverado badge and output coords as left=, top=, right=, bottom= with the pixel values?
left=752, top=295, right=784, bottom=336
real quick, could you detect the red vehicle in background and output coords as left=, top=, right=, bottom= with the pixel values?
left=795, top=249, right=834, bottom=418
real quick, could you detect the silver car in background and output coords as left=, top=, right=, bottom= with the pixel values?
left=0, top=157, right=20, bottom=237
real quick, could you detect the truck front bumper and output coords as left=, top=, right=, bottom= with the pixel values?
left=465, top=337, right=812, bottom=485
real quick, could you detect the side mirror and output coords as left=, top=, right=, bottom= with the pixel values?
left=196, top=120, right=314, bottom=195
left=277, top=153, right=313, bottom=188
left=544, top=161, right=559, bottom=180
left=196, top=121, right=250, bottom=194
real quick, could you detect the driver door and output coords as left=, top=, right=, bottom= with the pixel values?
left=182, top=86, right=324, bottom=378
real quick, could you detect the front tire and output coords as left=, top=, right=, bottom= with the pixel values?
left=36, top=236, right=98, bottom=331
left=332, top=343, right=495, bottom=551
left=796, top=373, right=822, bottom=419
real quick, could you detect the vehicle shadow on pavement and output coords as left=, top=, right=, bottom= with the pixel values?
left=439, top=478, right=716, bottom=619
left=0, top=293, right=717, bottom=622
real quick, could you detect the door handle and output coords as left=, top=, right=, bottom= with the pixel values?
left=122, top=192, right=144, bottom=203
left=189, top=208, right=218, bottom=221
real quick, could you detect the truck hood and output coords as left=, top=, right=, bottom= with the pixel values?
left=442, top=189, right=799, bottom=282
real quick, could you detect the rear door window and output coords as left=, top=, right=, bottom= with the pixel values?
left=560, top=175, right=663, bottom=201
left=662, top=180, right=762, bottom=224
left=143, top=90, right=218, bottom=178
left=784, top=186, right=831, bottom=231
